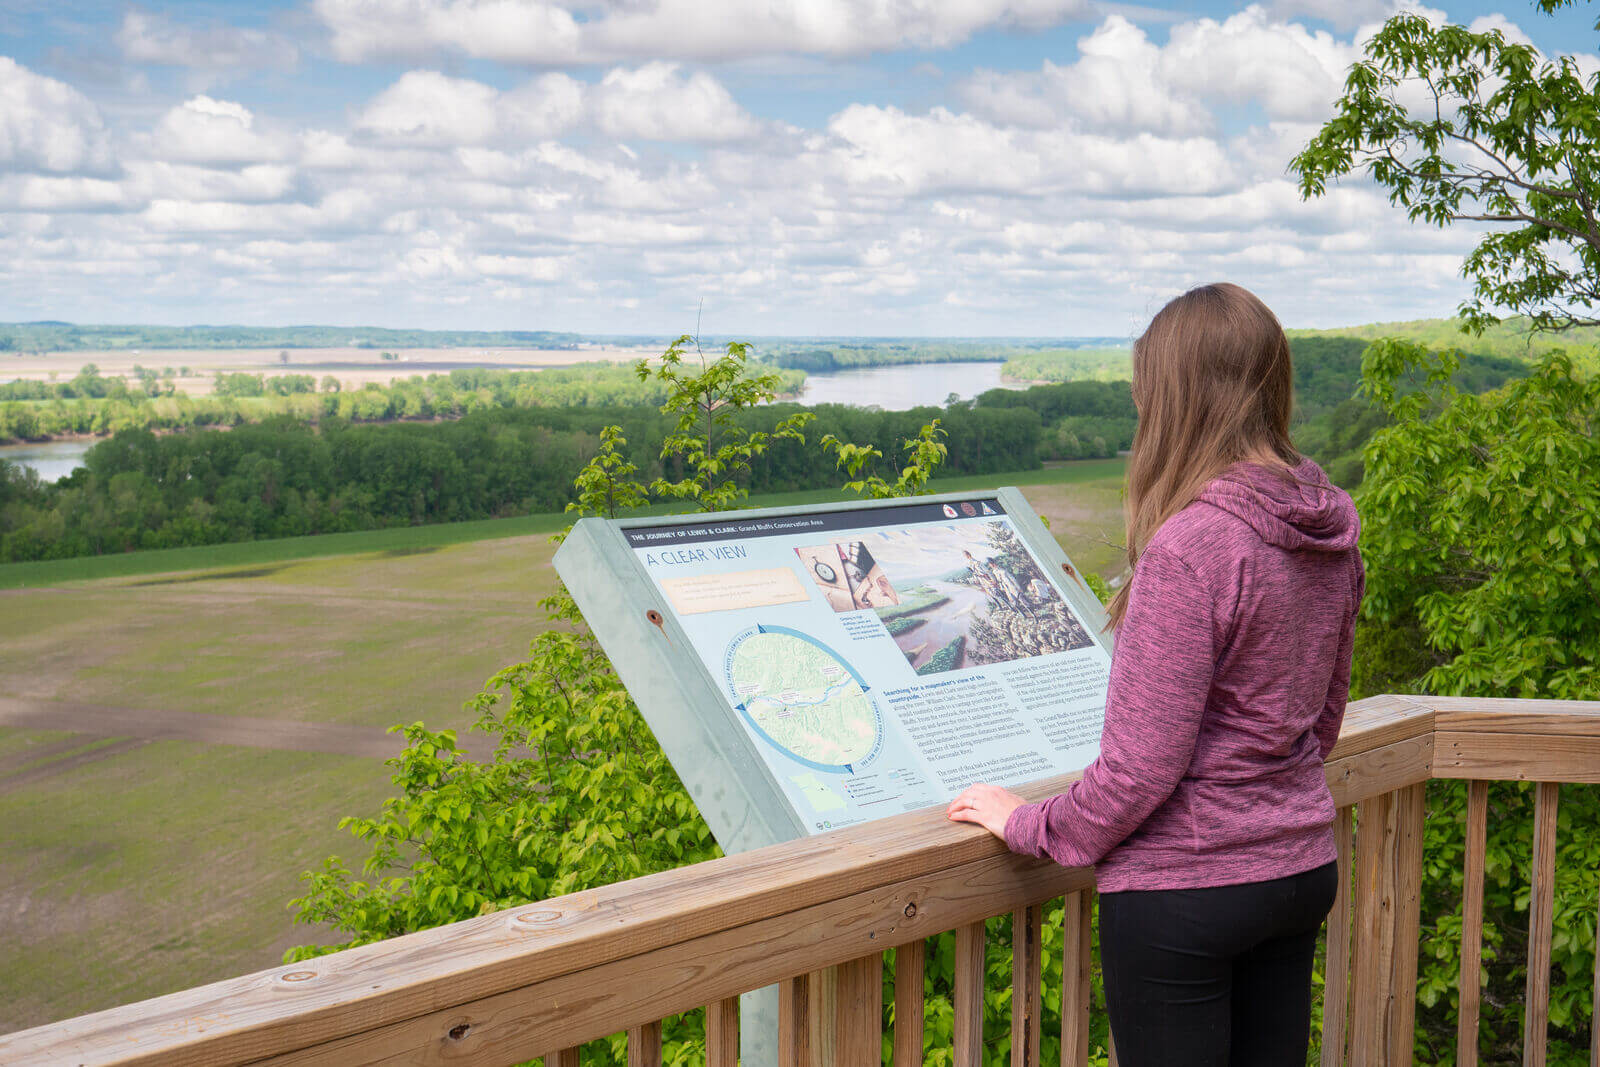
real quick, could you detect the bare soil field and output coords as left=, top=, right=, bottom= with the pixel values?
left=0, top=343, right=659, bottom=394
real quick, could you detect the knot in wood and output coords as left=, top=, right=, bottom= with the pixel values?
left=448, top=1023, right=471, bottom=1041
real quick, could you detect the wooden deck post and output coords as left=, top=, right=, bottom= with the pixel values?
left=1060, top=891, right=1092, bottom=1067
left=779, top=973, right=813, bottom=1067
left=1349, top=783, right=1426, bottom=1065
left=1456, top=781, right=1489, bottom=1067
left=1012, top=903, right=1043, bottom=1066
left=893, top=939, right=927, bottom=1067
left=1322, top=806, right=1354, bottom=1067
left=834, top=954, right=882, bottom=1065
left=706, top=997, right=739, bottom=1067
left=955, top=921, right=986, bottom=1067
left=1523, top=782, right=1560, bottom=1067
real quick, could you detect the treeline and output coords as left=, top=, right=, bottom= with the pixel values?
left=976, top=337, right=1528, bottom=472
left=0, top=322, right=582, bottom=352
left=751, top=337, right=1127, bottom=372
left=998, top=348, right=1132, bottom=385
left=1288, top=315, right=1600, bottom=367
left=0, top=403, right=1039, bottom=562
left=0, top=364, right=805, bottom=444
left=977, top=379, right=1135, bottom=460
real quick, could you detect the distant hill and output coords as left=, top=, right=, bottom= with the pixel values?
left=1288, top=316, right=1600, bottom=363
left=0, top=323, right=585, bottom=352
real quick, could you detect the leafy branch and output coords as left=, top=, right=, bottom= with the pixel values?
left=1292, top=13, right=1600, bottom=333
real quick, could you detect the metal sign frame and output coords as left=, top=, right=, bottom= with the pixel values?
left=554, top=486, right=1112, bottom=856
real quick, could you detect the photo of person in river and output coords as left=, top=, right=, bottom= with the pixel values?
left=855, top=521, right=1094, bottom=674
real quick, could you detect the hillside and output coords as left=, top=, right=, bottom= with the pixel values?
left=1288, top=315, right=1600, bottom=363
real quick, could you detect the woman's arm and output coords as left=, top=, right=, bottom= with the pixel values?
left=949, top=544, right=1218, bottom=867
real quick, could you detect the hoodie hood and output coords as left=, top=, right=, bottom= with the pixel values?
left=1198, top=457, right=1359, bottom=553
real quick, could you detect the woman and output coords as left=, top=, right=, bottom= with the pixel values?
left=947, top=282, right=1363, bottom=1066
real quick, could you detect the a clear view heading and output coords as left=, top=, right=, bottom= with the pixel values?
left=624, top=498, right=1008, bottom=548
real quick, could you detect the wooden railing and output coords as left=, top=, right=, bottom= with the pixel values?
left=3, top=695, right=1596, bottom=1066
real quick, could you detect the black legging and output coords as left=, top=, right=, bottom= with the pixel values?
left=1098, top=861, right=1339, bottom=1067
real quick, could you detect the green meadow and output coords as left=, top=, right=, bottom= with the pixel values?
left=0, top=458, right=1125, bottom=1031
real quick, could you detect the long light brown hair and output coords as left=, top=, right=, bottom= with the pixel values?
left=1107, top=282, right=1299, bottom=628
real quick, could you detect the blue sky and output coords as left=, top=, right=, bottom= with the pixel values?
left=0, top=0, right=1594, bottom=337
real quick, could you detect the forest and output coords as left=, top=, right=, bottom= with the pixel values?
left=0, top=402, right=1040, bottom=562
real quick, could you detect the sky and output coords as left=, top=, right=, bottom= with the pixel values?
left=0, top=0, right=1595, bottom=338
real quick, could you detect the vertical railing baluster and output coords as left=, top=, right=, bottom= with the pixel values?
left=835, top=953, right=883, bottom=1064
left=1457, top=781, right=1489, bottom=1067
left=1060, top=890, right=1092, bottom=1067
left=779, top=973, right=812, bottom=1067
left=1350, top=783, right=1425, bottom=1065
left=705, top=996, right=739, bottom=1067
left=893, top=939, right=927, bottom=1067
left=954, top=921, right=986, bottom=1067
left=1012, top=904, right=1043, bottom=1066
left=1322, top=805, right=1354, bottom=1067
left=1524, top=781, right=1560, bottom=1067
left=628, top=1020, right=662, bottom=1067
left=1591, top=870, right=1599, bottom=1067
left=546, top=1049, right=580, bottom=1067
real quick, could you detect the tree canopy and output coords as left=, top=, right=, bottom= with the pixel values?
left=1292, top=6, right=1600, bottom=333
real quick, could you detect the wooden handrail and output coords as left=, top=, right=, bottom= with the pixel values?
left=1, top=695, right=1593, bottom=1066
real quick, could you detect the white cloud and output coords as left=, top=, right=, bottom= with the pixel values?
left=355, top=70, right=588, bottom=146
left=126, top=162, right=299, bottom=204
left=962, top=10, right=1356, bottom=135
left=0, top=57, right=114, bottom=175
left=355, top=71, right=503, bottom=146
left=315, top=0, right=1094, bottom=64
left=1163, top=8, right=1355, bottom=121
left=472, top=253, right=571, bottom=280
left=960, top=17, right=1210, bottom=134
left=116, top=11, right=299, bottom=71
left=593, top=64, right=761, bottom=142
left=822, top=103, right=1237, bottom=198
left=356, top=66, right=745, bottom=147
left=0, top=175, right=132, bottom=212
left=152, top=96, right=288, bottom=164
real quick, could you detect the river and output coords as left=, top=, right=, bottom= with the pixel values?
left=797, top=361, right=1021, bottom=409
left=0, top=439, right=95, bottom=482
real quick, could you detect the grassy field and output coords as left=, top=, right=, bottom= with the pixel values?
left=0, top=458, right=1126, bottom=1033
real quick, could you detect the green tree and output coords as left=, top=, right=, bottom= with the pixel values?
left=1352, top=341, right=1599, bottom=1062
left=1295, top=10, right=1600, bottom=1057
left=1292, top=5, right=1600, bottom=333
left=822, top=419, right=949, bottom=498
left=643, top=335, right=812, bottom=512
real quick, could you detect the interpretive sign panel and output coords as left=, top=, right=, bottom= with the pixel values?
left=554, top=489, right=1112, bottom=853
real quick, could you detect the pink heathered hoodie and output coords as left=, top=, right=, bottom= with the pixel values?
left=1003, top=457, right=1363, bottom=893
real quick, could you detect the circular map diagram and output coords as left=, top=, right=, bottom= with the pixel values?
left=724, top=625, right=883, bottom=773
